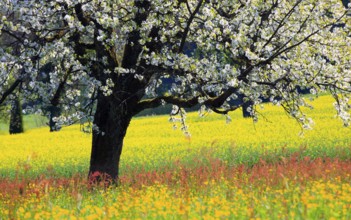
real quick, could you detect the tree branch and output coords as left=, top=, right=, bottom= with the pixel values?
left=121, top=0, right=151, bottom=68
left=74, top=3, right=91, bottom=26
left=262, top=0, right=303, bottom=50
left=178, top=0, right=204, bottom=53
left=0, top=79, right=21, bottom=105
left=134, top=87, right=238, bottom=115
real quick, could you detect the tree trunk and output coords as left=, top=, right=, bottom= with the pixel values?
left=9, top=96, right=23, bottom=134
left=88, top=94, right=133, bottom=184
left=48, top=105, right=61, bottom=132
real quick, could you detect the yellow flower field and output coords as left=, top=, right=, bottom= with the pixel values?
left=9, top=179, right=351, bottom=220
left=1, top=95, right=351, bottom=219
left=0, top=95, right=350, bottom=177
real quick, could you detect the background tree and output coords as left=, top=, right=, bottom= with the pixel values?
left=0, top=8, right=24, bottom=134
left=9, top=92, right=23, bottom=134
left=0, top=0, right=350, bottom=183
left=37, top=62, right=79, bottom=132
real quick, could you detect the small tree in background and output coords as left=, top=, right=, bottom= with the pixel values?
left=9, top=93, right=23, bottom=134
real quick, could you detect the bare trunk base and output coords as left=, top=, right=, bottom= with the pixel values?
left=88, top=95, right=133, bottom=186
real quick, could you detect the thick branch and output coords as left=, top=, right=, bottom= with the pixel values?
left=74, top=3, right=91, bottom=26
left=134, top=87, right=238, bottom=115
left=0, top=79, right=21, bottom=105
left=137, top=96, right=198, bottom=112
left=50, top=66, right=73, bottom=106
left=122, top=0, right=151, bottom=68
left=211, top=105, right=241, bottom=114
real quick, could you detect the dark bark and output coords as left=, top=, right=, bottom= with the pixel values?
left=40, top=62, right=68, bottom=132
left=88, top=93, right=134, bottom=184
left=48, top=105, right=62, bottom=132
left=9, top=96, right=23, bottom=134
left=0, top=79, right=21, bottom=105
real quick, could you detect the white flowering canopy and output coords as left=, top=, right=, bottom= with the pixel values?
left=0, top=0, right=350, bottom=129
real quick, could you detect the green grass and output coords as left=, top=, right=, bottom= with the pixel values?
left=0, top=114, right=48, bottom=135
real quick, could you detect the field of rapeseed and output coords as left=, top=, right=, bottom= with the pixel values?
left=1, top=95, right=351, bottom=219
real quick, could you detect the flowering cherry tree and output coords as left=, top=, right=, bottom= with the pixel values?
left=0, top=0, right=350, bottom=182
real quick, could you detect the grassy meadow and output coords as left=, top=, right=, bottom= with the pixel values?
left=1, top=95, right=351, bottom=219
